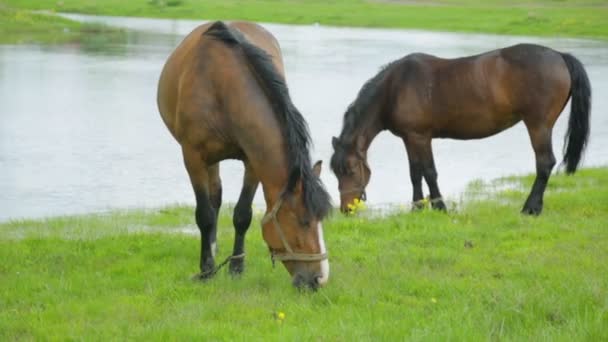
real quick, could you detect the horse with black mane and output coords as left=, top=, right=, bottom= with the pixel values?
left=331, top=44, right=591, bottom=215
left=157, top=21, right=331, bottom=289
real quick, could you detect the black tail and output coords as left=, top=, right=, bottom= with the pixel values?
left=560, top=53, right=591, bottom=174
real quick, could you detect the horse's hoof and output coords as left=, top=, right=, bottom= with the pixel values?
left=411, top=202, right=426, bottom=211
left=432, top=200, right=447, bottom=212
left=229, top=258, right=245, bottom=276
left=192, top=270, right=215, bottom=281
left=192, top=259, right=215, bottom=281
left=521, top=204, right=543, bottom=216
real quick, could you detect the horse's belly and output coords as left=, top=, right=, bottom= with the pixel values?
left=435, top=112, right=521, bottom=140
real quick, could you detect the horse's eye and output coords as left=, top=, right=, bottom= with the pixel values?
left=300, top=218, right=310, bottom=227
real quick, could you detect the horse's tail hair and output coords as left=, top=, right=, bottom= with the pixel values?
left=560, top=52, right=591, bottom=174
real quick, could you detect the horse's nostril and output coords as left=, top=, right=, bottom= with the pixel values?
left=292, top=272, right=321, bottom=291
left=309, top=278, right=320, bottom=291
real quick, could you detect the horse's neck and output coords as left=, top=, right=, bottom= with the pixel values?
left=342, top=108, right=384, bottom=155
left=248, top=139, right=289, bottom=206
left=228, top=110, right=290, bottom=206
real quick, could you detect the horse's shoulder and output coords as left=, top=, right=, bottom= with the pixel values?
left=393, top=53, right=441, bottom=78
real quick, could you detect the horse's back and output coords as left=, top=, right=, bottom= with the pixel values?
left=157, top=21, right=283, bottom=142
left=229, top=21, right=284, bottom=75
left=390, top=44, right=571, bottom=139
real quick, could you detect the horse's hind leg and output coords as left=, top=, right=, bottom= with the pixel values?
left=182, top=146, right=217, bottom=279
left=522, top=124, right=556, bottom=215
left=208, top=163, right=222, bottom=256
left=229, top=162, right=259, bottom=275
left=404, top=134, right=446, bottom=211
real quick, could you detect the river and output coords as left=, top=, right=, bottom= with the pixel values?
left=1, top=14, right=606, bottom=221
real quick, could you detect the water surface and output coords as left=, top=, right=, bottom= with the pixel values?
left=1, top=15, right=607, bottom=221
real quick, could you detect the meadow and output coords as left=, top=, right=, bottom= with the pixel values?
left=1, top=168, right=607, bottom=340
left=1, top=1, right=606, bottom=339
left=2, top=0, right=608, bottom=40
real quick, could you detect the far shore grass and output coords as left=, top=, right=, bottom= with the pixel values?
left=1, top=167, right=607, bottom=340
left=2, top=0, right=608, bottom=40
left=0, top=5, right=125, bottom=44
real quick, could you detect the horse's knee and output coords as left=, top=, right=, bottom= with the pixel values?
left=209, top=182, right=222, bottom=210
left=424, top=166, right=438, bottom=180
left=409, top=161, right=423, bottom=182
left=195, top=202, right=216, bottom=232
left=233, top=204, right=253, bottom=234
left=419, top=159, right=437, bottom=181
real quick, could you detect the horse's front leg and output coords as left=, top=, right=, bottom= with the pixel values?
left=229, top=162, right=259, bottom=275
left=403, top=138, right=425, bottom=210
left=405, top=134, right=446, bottom=211
left=208, top=163, right=222, bottom=257
left=183, top=146, right=218, bottom=280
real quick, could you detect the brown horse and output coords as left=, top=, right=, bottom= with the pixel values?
left=157, top=21, right=332, bottom=289
left=331, top=44, right=591, bottom=215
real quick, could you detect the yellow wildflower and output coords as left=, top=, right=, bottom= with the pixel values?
left=347, top=198, right=366, bottom=214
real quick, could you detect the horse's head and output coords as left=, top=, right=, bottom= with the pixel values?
left=330, top=137, right=371, bottom=214
left=261, top=161, right=330, bottom=290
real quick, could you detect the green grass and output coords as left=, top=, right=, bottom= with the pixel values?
left=0, top=6, right=82, bottom=44
left=0, top=5, right=126, bottom=45
left=1, top=167, right=607, bottom=339
left=3, top=0, right=608, bottom=40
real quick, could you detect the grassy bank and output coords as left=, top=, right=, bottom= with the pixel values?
left=3, top=0, right=608, bottom=40
left=1, top=168, right=607, bottom=339
left=0, top=5, right=126, bottom=44
left=0, top=6, right=82, bottom=44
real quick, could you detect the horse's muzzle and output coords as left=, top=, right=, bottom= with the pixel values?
left=292, top=270, right=324, bottom=291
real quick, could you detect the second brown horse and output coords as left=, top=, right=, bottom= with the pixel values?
left=331, top=44, right=591, bottom=215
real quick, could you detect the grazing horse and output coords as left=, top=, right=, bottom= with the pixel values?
left=331, top=44, right=591, bottom=215
left=157, top=21, right=332, bottom=289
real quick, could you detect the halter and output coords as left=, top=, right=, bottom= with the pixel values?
left=338, top=159, right=369, bottom=201
left=261, top=196, right=328, bottom=264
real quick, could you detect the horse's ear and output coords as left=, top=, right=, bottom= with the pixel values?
left=312, top=160, right=322, bottom=177
left=332, top=136, right=339, bottom=149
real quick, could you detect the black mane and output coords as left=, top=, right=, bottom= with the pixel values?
left=330, top=60, right=396, bottom=176
left=205, top=21, right=331, bottom=219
